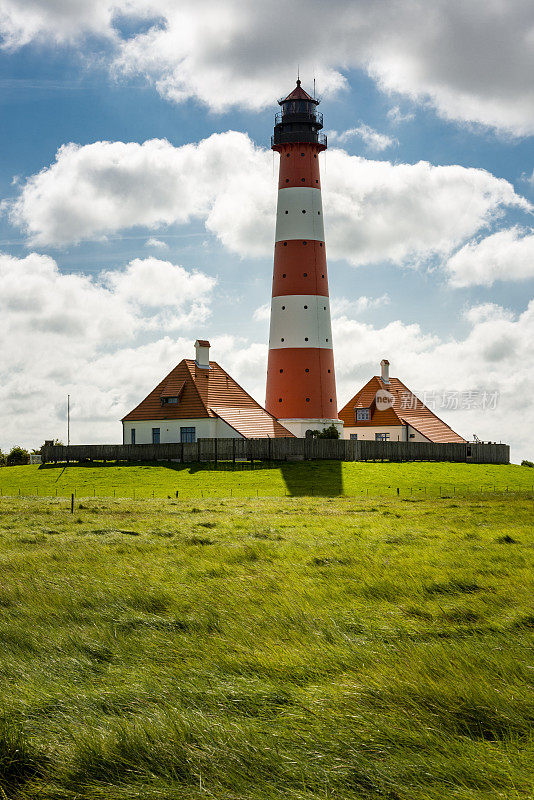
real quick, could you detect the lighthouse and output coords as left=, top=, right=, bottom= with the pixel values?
left=265, top=80, right=341, bottom=437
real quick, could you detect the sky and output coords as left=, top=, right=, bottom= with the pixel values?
left=0, top=0, right=533, bottom=461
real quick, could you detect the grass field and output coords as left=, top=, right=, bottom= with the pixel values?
left=1, top=460, right=533, bottom=499
left=0, top=483, right=533, bottom=798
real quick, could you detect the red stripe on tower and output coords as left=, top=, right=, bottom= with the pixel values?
left=265, top=80, right=342, bottom=437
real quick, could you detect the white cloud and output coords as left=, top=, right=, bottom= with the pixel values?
left=145, top=237, right=168, bottom=249
left=329, top=124, right=397, bottom=152
left=387, top=106, right=415, bottom=124
left=0, top=252, right=215, bottom=448
left=323, top=151, right=529, bottom=267
left=0, top=0, right=121, bottom=47
left=2, top=1, right=534, bottom=135
left=10, top=133, right=530, bottom=269
left=331, top=294, right=390, bottom=316
left=446, top=227, right=534, bottom=287
left=253, top=303, right=270, bottom=322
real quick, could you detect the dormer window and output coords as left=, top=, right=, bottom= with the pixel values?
left=356, top=408, right=370, bottom=421
left=161, top=396, right=179, bottom=406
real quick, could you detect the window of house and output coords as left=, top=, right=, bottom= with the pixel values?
left=356, top=408, right=370, bottom=421
left=152, top=428, right=160, bottom=444
left=181, top=427, right=196, bottom=443
left=131, top=428, right=136, bottom=445
left=161, top=396, right=178, bottom=405
left=350, top=433, right=358, bottom=440
left=375, top=433, right=389, bottom=441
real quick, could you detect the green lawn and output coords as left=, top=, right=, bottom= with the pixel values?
left=1, top=460, right=533, bottom=499
left=0, top=492, right=533, bottom=799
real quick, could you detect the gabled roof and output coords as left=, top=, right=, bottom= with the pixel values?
left=122, top=358, right=294, bottom=438
left=339, top=376, right=466, bottom=444
left=279, top=79, right=318, bottom=104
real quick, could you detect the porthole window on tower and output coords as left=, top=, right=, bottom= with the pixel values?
left=283, top=242, right=287, bottom=246
left=302, top=209, right=306, bottom=213
left=326, top=338, right=329, bottom=342
left=279, top=398, right=282, bottom=402
left=302, top=242, right=307, bottom=246
left=305, top=337, right=309, bottom=341
left=328, top=369, right=331, bottom=373
left=281, top=337, right=285, bottom=342
left=306, top=397, right=310, bottom=402
left=282, top=305, right=285, bottom=309
left=286, top=153, right=290, bottom=157
left=282, top=273, right=286, bottom=277
left=305, top=368, right=309, bottom=373
left=301, top=178, right=305, bottom=182
left=318, top=211, right=321, bottom=215
left=279, top=369, right=284, bottom=373
left=319, top=243, right=323, bottom=247
left=285, top=210, right=288, bottom=214
left=285, top=178, right=289, bottom=182
left=301, top=153, right=305, bottom=156
left=304, top=305, right=308, bottom=309
left=314, top=154, right=317, bottom=158
left=303, top=272, right=307, bottom=276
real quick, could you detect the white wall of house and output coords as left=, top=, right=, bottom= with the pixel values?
left=342, top=424, right=431, bottom=442
left=406, top=424, right=431, bottom=442
left=122, top=417, right=242, bottom=444
left=280, top=418, right=344, bottom=438
left=343, top=425, right=407, bottom=441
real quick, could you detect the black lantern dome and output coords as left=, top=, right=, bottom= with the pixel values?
left=272, top=79, right=327, bottom=149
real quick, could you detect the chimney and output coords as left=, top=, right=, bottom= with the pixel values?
left=195, top=339, right=211, bottom=369
left=380, top=358, right=390, bottom=384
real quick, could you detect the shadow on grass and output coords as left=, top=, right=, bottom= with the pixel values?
left=38, top=460, right=190, bottom=473
left=38, top=459, right=344, bottom=497
left=280, top=460, right=343, bottom=497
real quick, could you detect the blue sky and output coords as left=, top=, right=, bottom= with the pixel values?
left=0, top=1, right=533, bottom=460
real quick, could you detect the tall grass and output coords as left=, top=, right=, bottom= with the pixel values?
left=0, top=493, right=532, bottom=798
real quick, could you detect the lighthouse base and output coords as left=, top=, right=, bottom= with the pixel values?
left=277, top=418, right=344, bottom=439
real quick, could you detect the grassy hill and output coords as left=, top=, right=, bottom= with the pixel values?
left=1, top=459, right=533, bottom=499
left=0, top=487, right=533, bottom=799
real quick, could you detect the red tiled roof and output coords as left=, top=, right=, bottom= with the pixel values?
left=160, top=378, right=185, bottom=399
left=196, top=339, right=210, bottom=347
left=122, top=358, right=294, bottom=438
left=339, top=376, right=466, bottom=443
left=280, top=79, right=317, bottom=104
left=211, top=407, right=292, bottom=439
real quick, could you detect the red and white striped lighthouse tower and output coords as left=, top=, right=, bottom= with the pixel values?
left=265, top=80, right=341, bottom=437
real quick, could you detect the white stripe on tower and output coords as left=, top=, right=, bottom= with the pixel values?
left=269, top=295, right=333, bottom=349
left=274, top=187, right=325, bottom=242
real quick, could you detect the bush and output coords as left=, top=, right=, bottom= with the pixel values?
left=6, top=446, right=30, bottom=466
left=0, top=450, right=5, bottom=467
left=521, top=460, right=534, bottom=468
left=312, top=425, right=340, bottom=440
